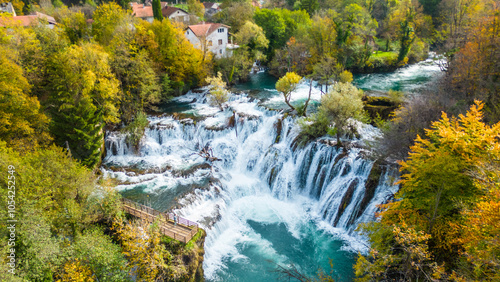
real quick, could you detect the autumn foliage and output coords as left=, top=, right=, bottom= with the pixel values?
left=357, top=101, right=500, bottom=280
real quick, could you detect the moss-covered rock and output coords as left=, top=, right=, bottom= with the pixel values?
left=161, top=228, right=207, bottom=282
left=362, top=96, right=401, bottom=121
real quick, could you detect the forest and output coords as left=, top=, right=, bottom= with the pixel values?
left=0, top=0, right=499, bottom=280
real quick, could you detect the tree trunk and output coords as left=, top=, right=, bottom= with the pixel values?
left=302, top=79, right=313, bottom=117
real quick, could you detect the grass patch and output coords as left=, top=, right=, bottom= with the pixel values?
left=371, top=51, right=398, bottom=60
left=185, top=228, right=206, bottom=250
left=375, top=38, right=387, bottom=50
left=173, top=4, right=189, bottom=10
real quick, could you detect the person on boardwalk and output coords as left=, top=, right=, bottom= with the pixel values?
left=173, top=213, right=177, bottom=225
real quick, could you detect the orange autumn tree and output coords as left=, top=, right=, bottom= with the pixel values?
left=356, top=101, right=500, bottom=279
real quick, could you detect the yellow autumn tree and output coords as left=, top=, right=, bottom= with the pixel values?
left=276, top=71, right=302, bottom=111
left=357, top=101, right=500, bottom=279
left=0, top=47, right=51, bottom=150
left=135, top=19, right=207, bottom=93
left=456, top=161, right=500, bottom=280
left=113, top=218, right=170, bottom=281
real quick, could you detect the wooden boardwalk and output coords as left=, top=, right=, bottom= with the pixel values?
left=121, top=198, right=198, bottom=243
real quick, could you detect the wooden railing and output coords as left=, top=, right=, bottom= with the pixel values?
left=121, top=198, right=199, bottom=243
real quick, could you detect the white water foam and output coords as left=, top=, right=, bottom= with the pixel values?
left=102, top=90, right=398, bottom=281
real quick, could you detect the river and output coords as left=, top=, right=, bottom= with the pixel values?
left=101, top=56, right=443, bottom=281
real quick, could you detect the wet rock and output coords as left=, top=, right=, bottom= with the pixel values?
left=333, top=178, right=359, bottom=226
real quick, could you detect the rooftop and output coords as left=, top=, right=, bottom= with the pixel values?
left=187, top=22, right=229, bottom=37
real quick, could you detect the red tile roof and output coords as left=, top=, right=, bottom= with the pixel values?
left=131, top=2, right=186, bottom=19
left=188, top=22, right=229, bottom=37
left=0, top=12, right=56, bottom=27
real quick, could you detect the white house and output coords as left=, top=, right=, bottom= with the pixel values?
left=162, top=6, right=190, bottom=23
left=130, top=2, right=190, bottom=23
left=185, top=22, right=231, bottom=58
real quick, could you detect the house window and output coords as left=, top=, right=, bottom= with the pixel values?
left=208, top=40, right=212, bottom=46
left=218, top=39, right=223, bottom=45
left=219, top=49, right=222, bottom=54
left=187, top=31, right=189, bottom=35
left=218, top=28, right=224, bottom=33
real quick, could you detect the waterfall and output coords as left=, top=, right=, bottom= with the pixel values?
left=102, top=90, right=399, bottom=281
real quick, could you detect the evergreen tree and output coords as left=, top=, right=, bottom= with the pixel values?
left=300, top=0, right=318, bottom=16
left=46, top=43, right=120, bottom=168
left=153, top=0, right=163, bottom=21
left=50, top=100, right=104, bottom=168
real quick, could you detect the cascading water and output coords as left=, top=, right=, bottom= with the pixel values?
left=102, top=87, right=398, bottom=281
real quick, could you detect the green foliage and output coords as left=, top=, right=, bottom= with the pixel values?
left=319, top=82, right=364, bottom=144
left=214, top=2, right=255, bottom=33
left=187, top=0, right=204, bottom=19
left=206, top=72, right=230, bottom=110
left=68, top=227, right=129, bottom=281
left=16, top=207, right=62, bottom=281
left=153, top=0, right=163, bottom=21
left=235, top=20, right=269, bottom=59
left=254, top=9, right=289, bottom=58
left=300, top=0, right=319, bottom=15
left=110, top=48, right=161, bottom=123
left=213, top=48, right=254, bottom=84
left=47, top=43, right=121, bottom=167
left=297, top=111, right=330, bottom=143
left=122, top=111, right=149, bottom=149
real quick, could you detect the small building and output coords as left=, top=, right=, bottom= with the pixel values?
left=202, top=2, right=220, bottom=18
left=162, top=6, right=190, bottom=23
left=0, top=2, right=16, bottom=17
left=130, top=1, right=190, bottom=24
left=0, top=12, right=56, bottom=29
left=185, top=22, right=231, bottom=58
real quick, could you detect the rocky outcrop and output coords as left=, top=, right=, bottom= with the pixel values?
left=162, top=228, right=207, bottom=282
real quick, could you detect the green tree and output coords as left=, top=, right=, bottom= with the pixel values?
left=235, top=20, right=269, bottom=60
left=206, top=72, right=230, bottom=110
left=275, top=72, right=302, bottom=112
left=254, top=9, right=288, bottom=58
left=68, top=228, right=130, bottom=281
left=215, top=2, right=255, bottom=33
left=319, top=82, right=364, bottom=145
left=300, top=0, right=319, bottom=15
left=153, top=0, right=163, bottom=21
left=47, top=43, right=121, bottom=168
left=110, top=49, right=161, bottom=123
left=187, top=0, right=204, bottom=19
